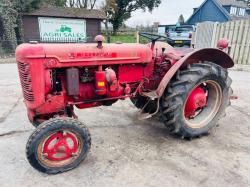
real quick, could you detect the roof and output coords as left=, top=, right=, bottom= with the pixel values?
left=217, top=0, right=249, bottom=8
left=187, top=0, right=249, bottom=24
left=216, top=0, right=250, bottom=18
left=23, top=7, right=106, bottom=20
left=186, top=0, right=232, bottom=23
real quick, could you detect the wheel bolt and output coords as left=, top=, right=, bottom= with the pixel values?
left=63, top=131, right=67, bottom=137
left=42, top=153, right=48, bottom=158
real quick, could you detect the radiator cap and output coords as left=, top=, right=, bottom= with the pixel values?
left=95, top=35, right=105, bottom=49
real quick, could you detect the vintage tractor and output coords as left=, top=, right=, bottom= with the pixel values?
left=16, top=33, right=233, bottom=174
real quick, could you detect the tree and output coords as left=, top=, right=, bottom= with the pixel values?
left=0, top=0, right=18, bottom=53
left=0, top=0, right=67, bottom=53
left=107, top=0, right=161, bottom=34
left=101, top=0, right=116, bottom=32
left=44, top=0, right=67, bottom=7
left=67, top=0, right=97, bottom=9
left=178, top=14, right=185, bottom=24
left=0, top=0, right=97, bottom=53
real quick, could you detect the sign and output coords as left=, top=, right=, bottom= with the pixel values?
left=38, top=17, right=86, bottom=42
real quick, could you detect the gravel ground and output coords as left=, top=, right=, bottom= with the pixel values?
left=0, top=64, right=249, bottom=187
left=0, top=58, right=16, bottom=64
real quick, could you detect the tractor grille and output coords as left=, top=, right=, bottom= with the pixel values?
left=18, top=61, right=34, bottom=102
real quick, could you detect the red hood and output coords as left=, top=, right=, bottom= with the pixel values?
left=16, top=43, right=153, bottom=64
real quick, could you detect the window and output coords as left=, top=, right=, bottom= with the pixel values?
left=231, top=6, right=246, bottom=16
left=238, top=8, right=246, bottom=16
left=175, top=26, right=195, bottom=32
left=230, top=6, right=237, bottom=15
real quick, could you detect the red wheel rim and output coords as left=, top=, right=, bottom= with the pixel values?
left=184, top=86, right=207, bottom=119
left=43, top=131, right=78, bottom=161
left=37, top=130, right=83, bottom=167
left=183, top=81, right=222, bottom=129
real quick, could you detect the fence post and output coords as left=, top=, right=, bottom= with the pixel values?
left=211, top=22, right=219, bottom=48
left=136, top=31, right=140, bottom=43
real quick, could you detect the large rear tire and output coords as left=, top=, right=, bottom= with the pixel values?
left=161, top=62, right=232, bottom=138
left=26, top=118, right=91, bottom=174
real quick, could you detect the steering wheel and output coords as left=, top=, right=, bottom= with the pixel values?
left=139, top=32, right=174, bottom=44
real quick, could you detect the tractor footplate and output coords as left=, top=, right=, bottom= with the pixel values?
left=138, top=112, right=153, bottom=120
left=141, top=91, right=159, bottom=100
left=137, top=97, right=160, bottom=120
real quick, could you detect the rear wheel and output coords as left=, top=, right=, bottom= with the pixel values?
left=26, top=118, right=91, bottom=174
left=161, top=62, right=232, bottom=138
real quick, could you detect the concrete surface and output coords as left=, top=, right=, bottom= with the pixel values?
left=0, top=64, right=249, bottom=187
left=231, top=64, right=250, bottom=72
left=0, top=58, right=16, bottom=64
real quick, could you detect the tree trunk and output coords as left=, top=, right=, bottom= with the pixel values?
left=16, top=15, right=24, bottom=43
left=104, top=20, right=111, bottom=43
left=90, top=0, right=97, bottom=9
left=112, top=20, right=120, bottom=35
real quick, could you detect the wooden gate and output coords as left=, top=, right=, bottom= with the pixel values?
left=192, top=20, right=250, bottom=65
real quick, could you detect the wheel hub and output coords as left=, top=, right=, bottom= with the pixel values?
left=185, top=86, right=207, bottom=119
left=43, top=131, right=78, bottom=161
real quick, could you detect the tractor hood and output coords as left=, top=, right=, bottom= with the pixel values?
left=16, top=43, right=153, bottom=66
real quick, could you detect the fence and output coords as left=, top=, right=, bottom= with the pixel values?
left=192, top=19, right=250, bottom=65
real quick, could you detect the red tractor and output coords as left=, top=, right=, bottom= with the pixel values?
left=16, top=33, right=233, bottom=174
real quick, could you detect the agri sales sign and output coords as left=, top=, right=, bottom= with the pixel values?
left=38, top=17, right=86, bottom=42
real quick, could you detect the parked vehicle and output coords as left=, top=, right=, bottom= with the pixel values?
left=16, top=33, right=233, bottom=174
left=158, top=24, right=176, bottom=36
left=167, top=25, right=196, bottom=47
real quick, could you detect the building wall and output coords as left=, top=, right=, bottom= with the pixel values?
left=86, top=19, right=101, bottom=41
left=187, top=0, right=229, bottom=25
left=246, top=9, right=250, bottom=15
left=222, top=5, right=231, bottom=13
left=22, top=16, right=102, bottom=42
left=22, top=16, right=40, bottom=41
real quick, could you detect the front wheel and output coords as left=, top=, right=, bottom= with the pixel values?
left=161, top=62, right=232, bottom=138
left=26, top=118, right=91, bottom=174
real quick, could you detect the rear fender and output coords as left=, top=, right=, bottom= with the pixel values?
left=156, top=48, right=234, bottom=97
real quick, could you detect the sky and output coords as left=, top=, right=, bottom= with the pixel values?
left=125, top=0, right=204, bottom=26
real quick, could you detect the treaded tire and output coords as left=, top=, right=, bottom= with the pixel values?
left=31, top=120, right=41, bottom=128
left=26, top=118, right=91, bottom=174
left=161, top=62, right=232, bottom=138
left=31, top=107, right=75, bottom=128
